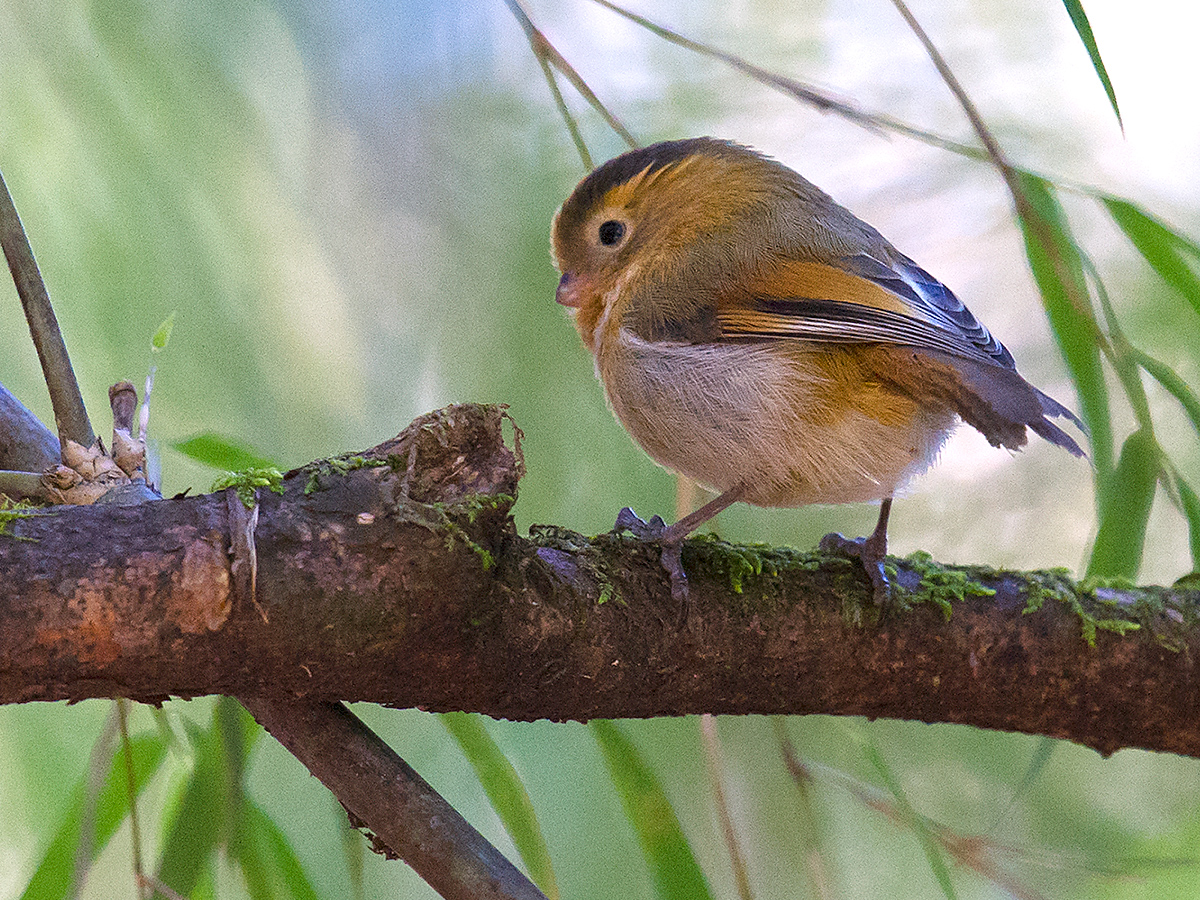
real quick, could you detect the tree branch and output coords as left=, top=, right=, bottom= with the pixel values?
left=0, top=382, right=60, bottom=472
left=241, top=697, right=548, bottom=900
left=1, top=403, right=1195, bottom=759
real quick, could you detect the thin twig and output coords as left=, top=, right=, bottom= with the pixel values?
left=70, top=710, right=121, bottom=900
left=0, top=170, right=94, bottom=452
left=699, top=715, right=754, bottom=900
left=887, top=0, right=1104, bottom=339
left=782, top=734, right=1052, bottom=900
left=117, top=699, right=147, bottom=899
left=537, top=54, right=594, bottom=170
left=586, top=0, right=985, bottom=157
left=137, top=875, right=188, bottom=900
left=584, top=0, right=1144, bottom=211
left=886, top=0, right=1012, bottom=173
left=504, top=0, right=638, bottom=162
left=773, top=720, right=834, bottom=900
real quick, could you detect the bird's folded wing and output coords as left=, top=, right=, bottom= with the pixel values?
left=718, top=296, right=1002, bottom=365
left=714, top=258, right=1087, bottom=456
left=717, top=256, right=1014, bottom=369
left=839, top=252, right=1017, bottom=369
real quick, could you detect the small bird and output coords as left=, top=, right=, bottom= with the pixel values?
left=550, top=137, right=1085, bottom=601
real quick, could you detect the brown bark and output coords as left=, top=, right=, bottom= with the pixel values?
left=1, top=403, right=1196, bottom=759
left=0, top=382, right=60, bottom=472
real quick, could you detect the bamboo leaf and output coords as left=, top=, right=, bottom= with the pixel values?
left=1103, top=196, right=1200, bottom=320
left=231, top=798, right=323, bottom=900
left=441, top=712, right=559, bottom=899
left=1060, top=0, right=1122, bottom=129
left=591, top=720, right=713, bottom=900
left=1086, top=427, right=1160, bottom=579
left=19, top=734, right=168, bottom=900
left=173, top=432, right=278, bottom=471
left=154, top=703, right=243, bottom=897
left=1133, top=349, right=1200, bottom=439
left=151, top=312, right=177, bottom=352
left=1015, top=172, right=1113, bottom=481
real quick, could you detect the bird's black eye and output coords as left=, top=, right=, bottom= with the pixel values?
left=598, top=219, right=626, bottom=246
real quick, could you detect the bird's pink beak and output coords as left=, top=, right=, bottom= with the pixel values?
left=556, top=272, right=583, bottom=308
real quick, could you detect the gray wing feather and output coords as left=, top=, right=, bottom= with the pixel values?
left=839, top=252, right=1017, bottom=370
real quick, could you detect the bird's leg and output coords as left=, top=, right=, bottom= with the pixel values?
left=615, top=483, right=748, bottom=598
left=819, top=497, right=893, bottom=605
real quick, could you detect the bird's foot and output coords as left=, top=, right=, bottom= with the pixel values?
left=614, top=507, right=689, bottom=600
left=614, top=507, right=667, bottom=540
left=819, top=532, right=892, bottom=606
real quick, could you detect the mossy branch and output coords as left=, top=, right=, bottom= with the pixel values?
left=0, top=404, right=1196, bottom=760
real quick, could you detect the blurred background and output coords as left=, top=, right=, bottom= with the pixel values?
left=1, top=0, right=1198, bottom=897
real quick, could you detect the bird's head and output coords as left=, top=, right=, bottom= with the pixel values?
left=550, top=137, right=795, bottom=350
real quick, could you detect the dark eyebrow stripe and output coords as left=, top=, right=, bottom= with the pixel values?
left=556, top=138, right=746, bottom=232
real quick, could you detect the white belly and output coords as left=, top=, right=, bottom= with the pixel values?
left=596, top=329, right=955, bottom=507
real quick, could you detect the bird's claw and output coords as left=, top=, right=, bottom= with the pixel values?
left=614, top=507, right=668, bottom=540
left=819, top=532, right=892, bottom=606
left=660, top=542, right=688, bottom=602
left=614, top=508, right=689, bottom=600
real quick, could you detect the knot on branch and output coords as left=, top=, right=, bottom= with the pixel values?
left=367, top=402, right=524, bottom=506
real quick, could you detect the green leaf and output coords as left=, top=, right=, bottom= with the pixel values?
left=335, top=796, right=366, bottom=900
left=20, top=733, right=168, bottom=900
left=151, top=312, right=177, bottom=352
left=591, top=720, right=713, bottom=900
left=155, top=705, right=239, bottom=897
left=1086, top=427, right=1160, bottom=579
left=1133, top=349, right=1200, bottom=439
left=217, top=695, right=261, bottom=784
left=441, top=712, right=559, bottom=899
left=993, top=736, right=1057, bottom=830
left=231, top=798, right=322, bottom=900
left=865, top=743, right=958, bottom=900
left=1015, top=172, right=1113, bottom=483
left=1060, top=0, right=1122, bottom=130
left=191, top=866, right=218, bottom=900
left=1175, top=477, right=1200, bottom=570
left=1103, top=196, right=1200, bottom=320
left=173, top=432, right=279, bottom=471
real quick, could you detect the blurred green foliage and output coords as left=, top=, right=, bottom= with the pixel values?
left=442, top=711, right=559, bottom=899
left=2, top=1, right=1200, bottom=898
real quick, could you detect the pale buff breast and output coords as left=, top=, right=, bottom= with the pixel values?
left=596, top=329, right=957, bottom=507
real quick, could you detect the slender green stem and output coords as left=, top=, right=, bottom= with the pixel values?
left=1134, top=350, right=1200, bottom=439
left=1083, top=256, right=1153, bottom=434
